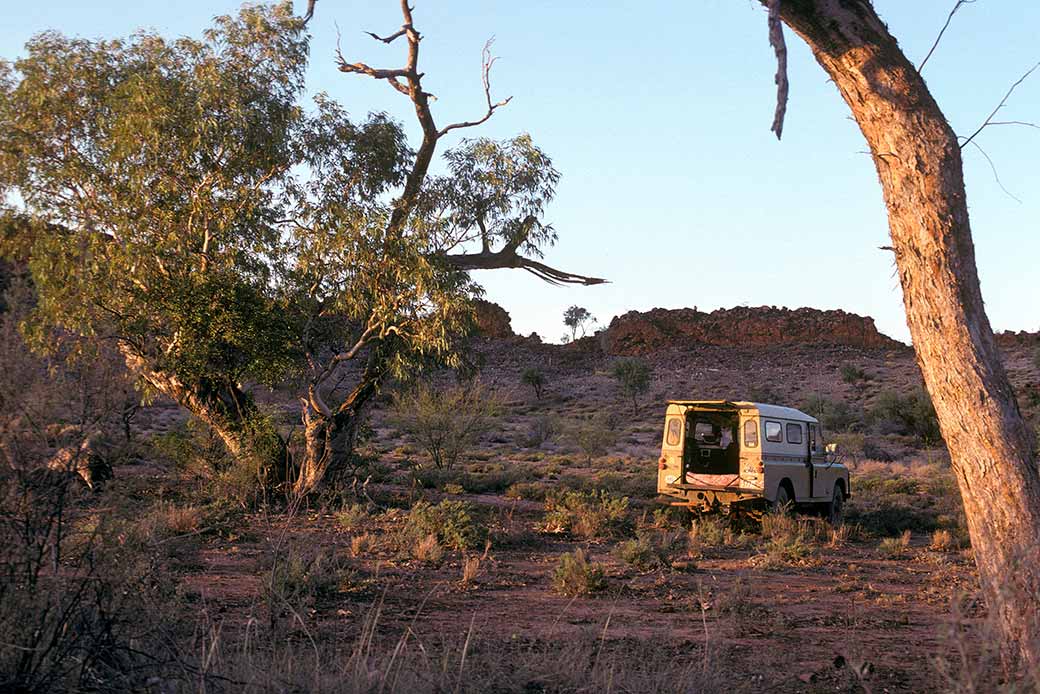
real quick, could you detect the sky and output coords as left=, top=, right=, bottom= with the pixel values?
left=2, top=1, right=1038, bottom=344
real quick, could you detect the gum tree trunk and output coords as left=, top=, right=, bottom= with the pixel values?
left=772, top=0, right=1040, bottom=669
left=121, top=348, right=290, bottom=487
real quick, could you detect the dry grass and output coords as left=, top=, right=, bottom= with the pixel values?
left=412, top=533, right=445, bottom=563
left=878, top=529, right=913, bottom=559
left=350, top=533, right=377, bottom=558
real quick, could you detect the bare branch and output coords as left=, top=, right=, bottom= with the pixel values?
left=334, top=24, right=413, bottom=97
left=438, top=40, right=513, bottom=137
left=302, top=0, right=316, bottom=25
left=960, top=61, right=1040, bottom=149
left=918, top=0, right=976, bottom=73
left=365, top=28, right=407, bottom=44
left=766, top=0, right=788, bottom=140
left=962, top=139, right=1022, bottom=204
left=443, top=248, right=607, bottom=286
left=985, top=120, right=1040, bottom=131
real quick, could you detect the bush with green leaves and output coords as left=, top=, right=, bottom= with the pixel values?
left=800, top=394, right=863, bottom=432
left=868, top=389, right=942, bottom=445
left=403, top=500, right=487, bottom=551
left=551, top=549, right=606, bottom=596
left=391, top=381, right=500, bottom=470
left=542, top=489, right=631, bottom=538
left=615, top=530, right=686, bottom=571
left=840, top=363, right=870, bottom=384
left=520, top=367, right=546, bottom=399
left=611, top=359, right=652, bottom=412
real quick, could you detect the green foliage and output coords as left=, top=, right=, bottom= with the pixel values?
left=551, top=549, right=606, bottom=597
left=520, top=367, right=546, bottom=399
left=404, top=500, right=487, bottom=551
left=542, top=489, right=631, bottom=538
left=611, top=359, right=651, bottom=411
left=565, top=414, right=619, bottom=463
left=800, top=394, right=863, bottom=432
left=391, top=381, right=500, bottom=470
left=615, top=530, right=686, bottom=571
left=562, top=305, right=594, bottom=342
left=868, top=389, right=942, bottom=445
left=840, top=363, right=870, bottom=384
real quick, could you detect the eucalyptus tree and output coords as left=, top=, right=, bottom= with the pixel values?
left=0, top=1, right=603, bottom=495
left=758, top=0, right=1040, bottom=669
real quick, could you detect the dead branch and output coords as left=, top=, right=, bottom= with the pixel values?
left=766, top=0, right=788, bottom=140
left=365, top=28, right=407, bottom=44
left=302, top=0, right=316, bottom=25
left=439, top=40, right=513, bottom=137
left=443, top=248, right=607, bottom=286
left=918, top=0, right=976, bottom=73
left=960, top=61, right=1040, bottom=149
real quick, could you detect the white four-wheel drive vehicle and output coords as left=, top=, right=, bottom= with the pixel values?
left=657, top=400, right=850, bottom=521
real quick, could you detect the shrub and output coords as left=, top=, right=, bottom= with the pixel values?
left=411, top=533, right=444, bottom=563
left=520, top=367, right=546, bottom=399
left=505, top=481, right=548, bottom=501
left=800, top=394, right=863, bottom=432
left=930, top=529, right=959, bottom=552
left=336, top=504, right=370, bottom=532
left=615, top=530, right=686, bottom=571
left=551, top=549, right=606, bottom=596
left=264, top=549, right=354, bottom=614
left=689, top=515, right=729, bottom=547
left=611, top=359, right=652, bottom=412
left=566, top=414, right=619, bottom=463
left=753, top=514, right=817, bottom=568
left=516, top=415, right=557, bottom=448
left=542, top=489, right=631, bottom=538
left=840, top=363, right=870, bottom=384
left=868, top=389, right=942, bottom=445
left=390, top=380, right=500, bottom=470
left=878, top=530, right=912, bottom=558
left=351, top=533, right=377, bottom=557
left=404, top=500, right=487, bottom=551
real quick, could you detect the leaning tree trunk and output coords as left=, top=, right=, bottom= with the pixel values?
left=773, top=0, right=1040, bottom=670
left=120, top=348, right=290, bottom=488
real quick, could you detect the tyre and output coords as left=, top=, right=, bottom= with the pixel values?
left=771, top=483, right=793, bottom=514
left=828, top=482, right=845, bottom=525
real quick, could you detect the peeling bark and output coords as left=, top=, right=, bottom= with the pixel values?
left=770, top=0, right=1040, bottom=669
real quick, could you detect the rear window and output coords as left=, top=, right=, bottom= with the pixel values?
left=744, top=420, right=758, bottom=447
left=666, top=418, right=681, bottom=446
left=786, top=423, right=803, bottom=444
left=765, top=421, right=782, bottom=442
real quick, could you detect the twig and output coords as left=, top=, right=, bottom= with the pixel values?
left=962, top=139, right=1022, bottom=203
left=960, top=61, right=1040, bottom=149
left=918, top=0, right=976, bottom=73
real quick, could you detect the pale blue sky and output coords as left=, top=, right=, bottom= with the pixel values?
left=3, top=1, right=1038, bottom=343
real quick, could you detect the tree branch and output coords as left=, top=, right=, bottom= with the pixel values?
left=443, top=248, right=607, bottom=286
left=918, top=0, right=976, bottom=73
left=438, top=40, right=513, bottom=137
left=766, top=0, right=788, bottom=140
left=960, top=61, right=1040, bottom=149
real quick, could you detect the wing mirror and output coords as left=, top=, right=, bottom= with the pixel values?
left=826, top=443, right=839, bottom=455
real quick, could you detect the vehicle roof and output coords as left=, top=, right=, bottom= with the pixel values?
left=666, top=400, right=819, bottom=423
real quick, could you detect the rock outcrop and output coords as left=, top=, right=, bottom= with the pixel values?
left=600, top=306, right=903, bottom=355
left=472, top=299, right=514, bottom=339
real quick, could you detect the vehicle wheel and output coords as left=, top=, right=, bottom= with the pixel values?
left=828, top=483, right=845, bottom=525
left=771, top=483, right=792, bottom=514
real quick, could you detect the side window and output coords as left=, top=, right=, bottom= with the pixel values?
left=666, top=418, right=682, bottom=446
left=743, top=420, right=759, bottom=447
left=765, top=421, right=782, bottom=443
left=786, top=423, right=803, bottom=444
left=809, top=424, right=818, bottom=452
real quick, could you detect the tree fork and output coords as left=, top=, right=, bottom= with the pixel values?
left=770, top=0, right=1040, bottom=668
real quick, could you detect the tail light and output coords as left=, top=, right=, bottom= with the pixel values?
left=658, top=456, right=667, bottom=470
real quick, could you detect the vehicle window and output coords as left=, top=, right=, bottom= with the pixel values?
left=744, top=420, right=758, bottom=447
left=809, top=424, right=818, bottom=452
left=694, top=421, right=718, bottom=444
left=765, top=421, right=782, bottom=442
left=666, top=418, right=681, bottom=446
left=786, top=423, right=803, bottom=444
